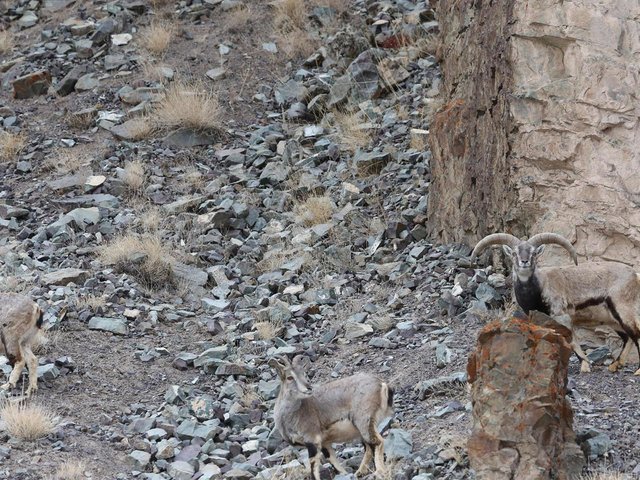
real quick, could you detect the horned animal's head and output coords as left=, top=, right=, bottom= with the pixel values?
left=268, top=354, right=313, bottom=398
left=471, top=233, right=578, bottom=280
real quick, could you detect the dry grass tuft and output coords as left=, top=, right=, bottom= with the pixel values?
left=332, top=111, right=372, bottom=152
left=122, top=160, right=146, bottom=194
left=124, top=117, right=153, bottom=141
left=139, top=21, right=173, bottom=55
left=138, top=205, right=164, bottom=233
left=32, top=329, right=64, bottom=355
left=293, top=195, right=335, bottom=226
left=151, top=80, right=222, bottom=133
left=254, top=318, right=284, bottom=340
left=73, top=294, right=106, bottom=312
left=409, top=128, right=429, bottom=151
left=50, top=459, right=86, bottom=480
left=43, top=148, right=90, bottom=175
left=182, top=167, right=205, bottom=192
left=226, top=4, right=252, bottom=32
left=65, top=110, right=95, bottom=130
left=98, top=234, right=174, bottom=291
left=0, top=30, right=14, bottom=55
left=274, top=0, right=308, bottom=31
left=0, top=131, right=26, bottom=162
left=0, top=400, right=57, bottom=441
left=278, top=28, right=318, bottom=60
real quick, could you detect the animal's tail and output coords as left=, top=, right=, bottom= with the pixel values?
left=35, top=305, right=43, bottom=329
left=380, top=383, right=395, bottom=417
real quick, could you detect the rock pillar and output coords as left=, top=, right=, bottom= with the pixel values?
left=467, top=312, right=585, bottom=479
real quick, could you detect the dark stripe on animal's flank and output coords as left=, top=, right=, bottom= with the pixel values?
left=321, top=448, right=329, bottom=458
left=575, top=297, right=606, bottom=310
left=387, top=387, right=394, bottom=408
left=605, top=297, right=627, bottom=331
left=306, top=443, right=318, bottom=458
left=36, top=308, right=43, bottom=329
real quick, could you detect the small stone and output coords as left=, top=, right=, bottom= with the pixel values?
left=206, top=67, right=226, bottom=81
left=262, top=42, right=278, bottom=53
left=111, top=33, right=132, bottom=46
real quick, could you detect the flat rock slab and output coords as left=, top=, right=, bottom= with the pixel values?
left=88, top=317, right=129, bottom=335
left=42, top=268, right=89, bottom=286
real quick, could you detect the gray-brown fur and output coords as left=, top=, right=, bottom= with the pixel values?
left=269, top=355, right=393, bottom=479
left=0, top=293, right=43, bottom=396
left=472, top=232, right=640, bottom=375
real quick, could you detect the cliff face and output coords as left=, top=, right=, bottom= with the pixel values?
left=430, top=0, right=640, bottom=264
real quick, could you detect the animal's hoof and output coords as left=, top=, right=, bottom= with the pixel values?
left=580, top=362, right=592, bottom=373
left=634, top=369, right=640, bottom=376
left=608, top=362, right=620, bottom=373
left=0, top=382, right=12, bottom=391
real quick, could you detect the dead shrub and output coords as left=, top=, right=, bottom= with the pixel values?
left=139, top=21, right=173, bottom=55
left=293, top=195, right=335, bottom=226
left=0, top=400, right=57, bottom=441
left=43, top=148, right=90, bottom=175
left=65, top=109, right=96, bottom=130
left=226, top=4, right=252, bottom=32
left=409, top=128, right=429, bottom=151
left=182, top=167, right=204, bottom=192
left=278, top=28, right=318, bottom=60
left=122, top=160, right=146, bottom=194
left=254, top=318, right=284, bottom=340
left=273, top=0, right=308, bottom=31
left=73, top=294, right=106, bottom=312
left=151, top=80, right=222, bottom=133
left=51, top=460, right=86, bottom=480
left=98, top=234, right=175, bottom=291
left=0, top=30, right=13, bottom=55
left=0, top=131, right=26, bottom=162
left=332, top=110, right=373, bottom=152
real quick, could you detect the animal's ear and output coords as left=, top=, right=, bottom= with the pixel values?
left=268, top=358, right=287, bottom=378
left=534, top=245, right=545, bottom=257
left=502, top=245, right=513, bottom=256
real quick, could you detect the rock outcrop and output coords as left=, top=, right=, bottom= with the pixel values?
left=467, top=311, right=585, bottom=479
left=430, top=0, right=640, bottom=265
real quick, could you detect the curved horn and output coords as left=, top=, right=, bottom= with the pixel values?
left=527, top=233, right=578, bottom=265
left=471, top=233, right=521, bottom=262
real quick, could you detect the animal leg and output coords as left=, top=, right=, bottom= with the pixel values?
left=21, top=344, right=38, bottom=396
left=322, top=445, right=347, bottom=474
left=608, top=333, right=632, bottom=373
left=306, top=442, right=322, bottom=480
left=372, top=432, right=387, bottom=475
left=4, top=359, right=25, bottom=391
left=571, top=340, right=591, bottom=373
left=355, top=443, right=373, bottom=476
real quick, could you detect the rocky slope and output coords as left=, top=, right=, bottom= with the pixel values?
left=0, top=1, right=637, bottom=479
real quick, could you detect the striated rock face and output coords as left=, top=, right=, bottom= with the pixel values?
left=430, top=1, right=640, bottom=265
left=467, top=312, right=585, bottom=479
